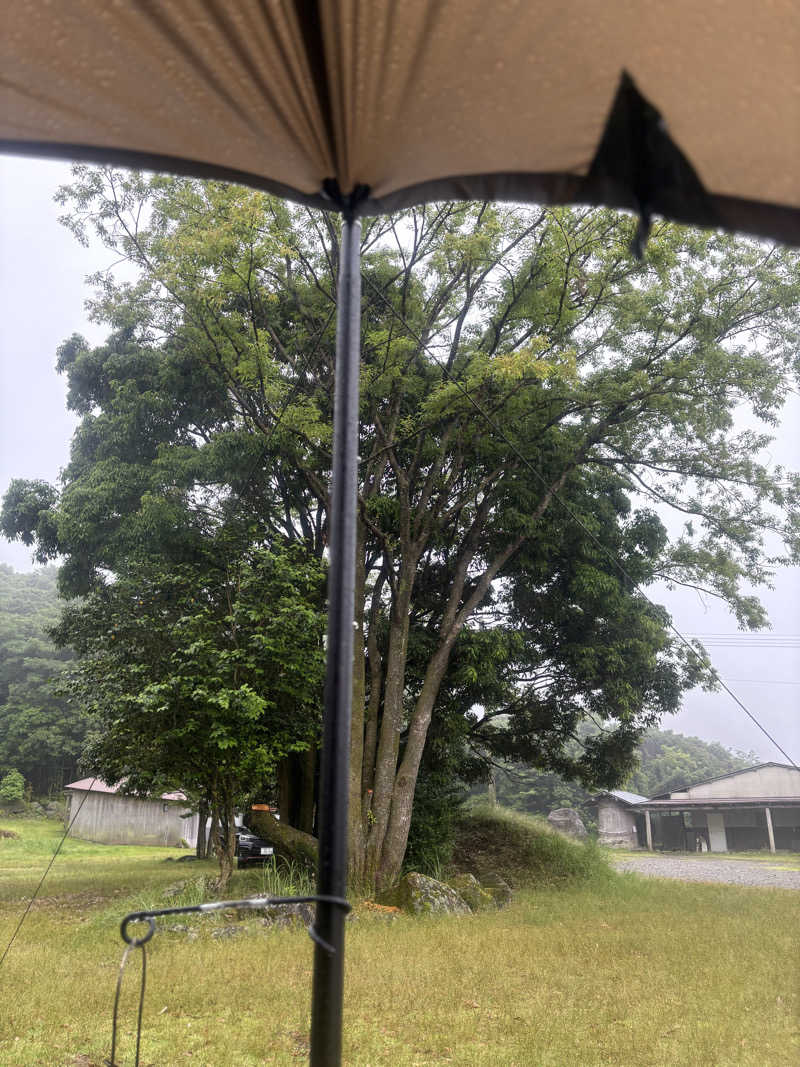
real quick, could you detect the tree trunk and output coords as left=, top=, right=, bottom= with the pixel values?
left=208, top=806, right=220, bottom=860
left=361, top=565, right=386, bottom=802
left=195, top=795, right=208, bottom=859
left=361, top=661, right=380, bottom=801
left=374, top=531, right=530, bottom=888
left=278, top=757, right=294, bottom=825
left=298, top=745, right=317, bottom=835
left=363, top=561, right=420, bottom=883
left=249, top=810, right=319, bottom=870
left=279, top=749, right=317, bottom=833
left=376, top=641, right=454, bottom=887
left=356, top=466, right=555, bottom=889
left=213, top=789, right=236, bottom=892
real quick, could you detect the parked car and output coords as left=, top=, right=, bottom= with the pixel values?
left=235, top=824, right=276, bottom=868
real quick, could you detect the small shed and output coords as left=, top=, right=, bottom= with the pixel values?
left=595, top=789, right=648, bottom=848
left=64, top=778, right=199, bottom=848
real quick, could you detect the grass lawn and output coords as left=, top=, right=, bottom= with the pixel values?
left=1, top=818, right=798, bottom=1066
left=0, top=818, right=210, bottom=905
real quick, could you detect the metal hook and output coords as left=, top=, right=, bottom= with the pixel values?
left=120, top=914, right=156, bottom=947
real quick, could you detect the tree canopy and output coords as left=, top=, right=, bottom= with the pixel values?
left=3, top=169, right=799, bottom=887
left=52, top=542, right=325, bottom=887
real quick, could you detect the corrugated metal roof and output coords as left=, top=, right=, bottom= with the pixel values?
left=596, top=766, right=800, bottom=808
left=64, top=778, right=187, bottom=802
left=607, top=789, right=649, bottom=806
left=64, top=777, right=116, bottom=794
left=640, top=796, right=800, bottom=809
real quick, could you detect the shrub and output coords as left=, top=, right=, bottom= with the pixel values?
left=404, top=770, right=467, bottom=877
left=0, top=769, right=26, bottom=805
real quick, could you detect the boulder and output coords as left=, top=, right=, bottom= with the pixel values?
left=547, top=808, right=588, bottom=840
left=477, top=871, right=513, bottom=907
left=258, top=901, right=315, bottom=928
left=447, top=873, right=495, bottom=911
left=378, top=872, right=471, bottom=917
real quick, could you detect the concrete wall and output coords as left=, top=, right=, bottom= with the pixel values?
left=65, top=790, right=199, bottom=847
left=669, top=765, right=800, bottom=801
left=596, top=798, right=639, bottom=847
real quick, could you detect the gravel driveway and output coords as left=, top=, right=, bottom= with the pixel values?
left=613, top=854, right=800, bottom=890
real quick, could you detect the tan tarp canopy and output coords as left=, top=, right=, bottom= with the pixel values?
left=2, top=1, right=799, bottom=240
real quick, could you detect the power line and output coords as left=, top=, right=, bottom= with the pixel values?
left=362, top=273, right=799, bottom=770
left=0, top=778, right=98, bottom=970
left=687, top=633, right=800, bottom=638
left=725, top=678, right=800, bottom=686
left=694, top=643, right=800, bottom=649
left=682, top=631, right=800, bottom=640
left=686, top=634, right=800, bottom=645
left=692, top=638, right=800, bottom=642
left=695, top=640, right=800, bottom=648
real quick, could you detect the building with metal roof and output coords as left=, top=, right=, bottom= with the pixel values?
left=64, top=778, right=199, bottom=848
left=596, top=764, right=800, bottom=852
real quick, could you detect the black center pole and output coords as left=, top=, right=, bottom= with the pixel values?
left=309, top=212, right=361, bottom=1066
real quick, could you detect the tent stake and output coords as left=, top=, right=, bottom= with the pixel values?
left=310, top=214, right=361, bottom=1066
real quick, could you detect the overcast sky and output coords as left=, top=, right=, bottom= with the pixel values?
left=1, top=155, right=798, bottom=763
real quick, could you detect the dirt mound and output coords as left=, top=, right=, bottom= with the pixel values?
left=451, top=804, right=611, bottom=888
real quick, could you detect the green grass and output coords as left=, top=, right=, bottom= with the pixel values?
left=0, top=817, right=214, bottom=905
left=1, top=817, right=798, bottom=1066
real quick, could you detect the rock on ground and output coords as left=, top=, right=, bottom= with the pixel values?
left=547, top=808, right=588, bottom=839
left=257, top=902, right=315, bottom=927
left=447, top=873, right=495, bottom=911
left=378, top=872, right=471, bottom=916
left=478, top=871, right=514, bottom=906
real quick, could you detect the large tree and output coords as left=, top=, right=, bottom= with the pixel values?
left=3, top=170, right=799, bottom=887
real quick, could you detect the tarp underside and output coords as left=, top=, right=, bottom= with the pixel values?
left=2, top=1, right=799, bottom=239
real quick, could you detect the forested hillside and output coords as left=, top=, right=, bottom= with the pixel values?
left=489, top=728, right=756, bottom=825
left=624, top=730, right=755, bottom=797
left=0, top=565, right=85, bottom=794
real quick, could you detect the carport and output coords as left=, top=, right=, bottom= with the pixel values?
left=640, top=797, right=800, bottom=854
